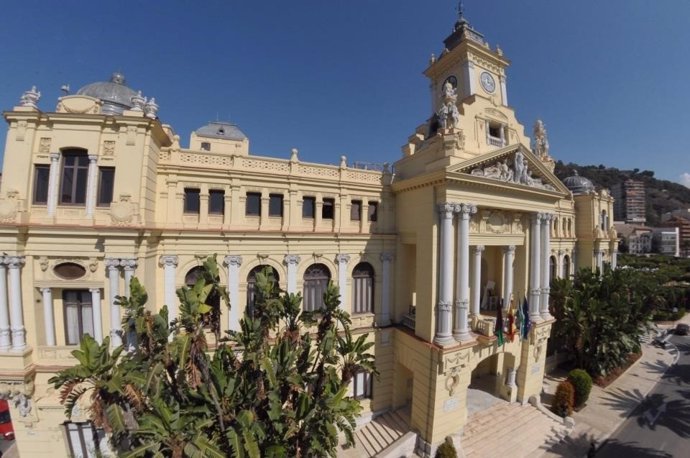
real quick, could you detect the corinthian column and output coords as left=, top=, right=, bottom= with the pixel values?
left=47, top=152, right=60, bottom=216
left=540, top=214, right=553, bottom=319
left=502, top=245, right=515, bottom=309
left=471, top=245, right=484, bottom=317
left=283, top=254, right=300, bottom=294
left=223, top=255, right=242, bottom=332
left=120, top=258, right=137, bottom=298
left=85, top=154, right=98, bottom=217
left=90, top=288, right=103, bottom=343
left=453, top=203, right=476, bottom=342
left=336, top=254, right=350, bottom=310
left=529, top=213, right=542, bottom=322
left=159, top=255, right=179, bottom=324
left=0, top=259, right=10, bottom=351
left=7, top=256, right=26, bottom=350
left=105, top=258, right=122, bottom=347
left=380, top=253, right=394, bottom=325
left=41, top=287, right=55, bottom=346
left=434, top=203, right=455, bottom=346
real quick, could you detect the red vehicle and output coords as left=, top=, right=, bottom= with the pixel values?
left=0, top=400, right=14, bottom=441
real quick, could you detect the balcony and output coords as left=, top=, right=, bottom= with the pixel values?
left=488, top=136, right=504, bottom=147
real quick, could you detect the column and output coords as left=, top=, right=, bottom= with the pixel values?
left=540, top=214, right=553, bottom=320
left=500, top=75, right=508, bottom=106
left=223, top=255, right=242, bottom=332
left=85, top=154, right=98, bottom=217
left=336, top=254, right=350, bottom=310
left=611, top=247, right=618, bottom=270
left=471, top=245, right=484, bottom=317
left=89, top=288, right=103, bottom=343
left=502, top=245, right=515, bottom=309
left=557, top=250, right=564, bottom=278
left=0, top=260, right=10, bottom=350
left=529, top=213, right=542, bottom=322
left=7, top=256, right=26, bottom=350
left=506, top=367, right=517, bottom=388
left=120, top=258, right=137, bottom=297
left=41, top=288, right=56, bottom=346
left=453, top=204, right=475, bottom=341
left=434, top=203, right=455, bottom=346
left=283, top=254, right=300, bottom=295
left=380, top=253, right=393, bottom=325
left=105, top=258, right=122, bottom=347
left=159, top=255, right=179, bottom=324
left=47, top=152, right=60, bottom=216
left=595, top=249, right=604, bottom=273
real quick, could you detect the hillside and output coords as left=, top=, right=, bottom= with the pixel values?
left=554, top=161, right=690, bottom=226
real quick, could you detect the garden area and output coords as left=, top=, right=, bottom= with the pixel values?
left=545, top=255, right=690, bottom=416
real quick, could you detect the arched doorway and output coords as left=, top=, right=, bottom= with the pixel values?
left=468, top=351, right=519, bottom=414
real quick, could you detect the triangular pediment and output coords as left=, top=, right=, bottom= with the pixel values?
left=447, top=144, right=570, bottom=195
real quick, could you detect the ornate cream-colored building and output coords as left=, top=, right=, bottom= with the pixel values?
left=0, top=12, right=616, bottom=458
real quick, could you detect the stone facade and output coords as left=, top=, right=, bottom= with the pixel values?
left=0, top=12, right=616, bottom=458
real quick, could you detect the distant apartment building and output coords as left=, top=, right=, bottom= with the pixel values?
left=615, top=223, right=653, bottom=254
left=612, top=179, right=646, bottom=224
left=652, top=227, right=680, bottom=257
left=662, top=209, right=690, bottom=257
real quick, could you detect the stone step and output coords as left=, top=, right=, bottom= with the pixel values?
left=463, top=405, right=541, bottom=448
left=349, top=409, right=411, bottom=457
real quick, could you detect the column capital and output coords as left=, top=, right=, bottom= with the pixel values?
left=540, top=212, right=554, bottom=222
left=49, top=152, right=60, bottom=161
left=533, top=213, right=544, bottom=222
left=438, top=202, right=455, bottom=218
left=503, top=245, right=516, bottom=254
left=474, top=245, right=485, bottom=253
left=105, top=257, right=121, bottom=269
left=223, top=255, right=242, bottom=267
left=40, top=287, right=52, bottom=293
left=159, top=255, right=179, bottom=267
left=120, top=258, right=137, bottom=270
left=89, top=287, right=101, bottom=293
left=88, top=154, right=98, bottom=162
left=335, top=253, right=351, bottom=264
left=5, top=256, right=25, bottom=269
left=454, top=203, right=477, bottom=217
left=283, top=254, right=300, bottom=266
left=380, top=252, right=394, bottom=263
left=437, top=300, right=452, bottom=312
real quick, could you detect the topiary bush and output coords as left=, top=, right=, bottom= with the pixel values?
left=435, top=439, right=458, bottom=458
left=568, top=369, right=593, bottom=408
left=551, top=380, right=575, bottom=417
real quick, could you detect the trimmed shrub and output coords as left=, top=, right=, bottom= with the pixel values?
left=435, top=440, right=458, bottom=458
left=568, top=369, right=593, bottom=408
left=551, top=380, right=575, bottom=417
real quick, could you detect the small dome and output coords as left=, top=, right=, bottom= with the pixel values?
left=194, top=121, right=247, bottom=141
left=562, top=170, right=595, bottom=195
left=76, top=72, right=138, bottom=115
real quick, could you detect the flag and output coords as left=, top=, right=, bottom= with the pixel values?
left=495, top=303, right=504, bottom=346
left=521, top=297, right=531, bottom=340
left=516, top=296, right=525, bottom=339
left=507, top=304, right=516, bottom=342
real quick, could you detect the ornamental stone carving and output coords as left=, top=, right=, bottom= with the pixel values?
left=470, top=150, right=556, bottom=191
left=144, top=97, right=159, bottom=119
left=223, top=255, right=242, bottom=267
left=109, top=194, right=135, bottom=225
left=283, top=254, right=300, bottom=266
left=380, top=252, right=394, bottom=263
left=438, top=81, right=460, bottom=130
left=0, top=193, right=19, bottom=223
left=19, top=86, right=41, bottom=109
left=159, top=255, right=179, bottom=267
left=335, top=254, right=351, bottom=264
left=38, top=137, right=51, bottom=153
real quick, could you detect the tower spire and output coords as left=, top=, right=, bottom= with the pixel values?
left=457, top=1, right=464, bottom=20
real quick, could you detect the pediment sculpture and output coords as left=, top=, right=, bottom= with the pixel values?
left=470, top=150, right=556, bottom=191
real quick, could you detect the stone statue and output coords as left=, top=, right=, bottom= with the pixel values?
left=514, top=151, right=528, bottom=184
left=20, top=86, right=41, bottom=109
left=144, top=97, right=159, bottom=119
left=438, top=81, right=460, bottom=130
left=533, top=120, right=550, bottom=160
left=131, top=91, right=146, bottom=112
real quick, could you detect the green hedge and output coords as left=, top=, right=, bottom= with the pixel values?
left=568, top=369, right=593, bottom=408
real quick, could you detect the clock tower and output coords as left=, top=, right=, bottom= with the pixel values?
left=425, top=8, right=510, bottom=114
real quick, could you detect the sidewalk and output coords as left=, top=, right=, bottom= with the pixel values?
left=538, top=314, right=689, bottom=457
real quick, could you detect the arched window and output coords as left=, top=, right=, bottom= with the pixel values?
left=550, top=255, right=557, bottom=280
left=60, top=149, right=89, bottom=205
left=563, top=255, right=571, bottom=278
left=303, top=264, right=331, bottom=312
left=186, top=266, right=220, bottom=329
left=562, top=219, right=567, bottom=237
left=246, top=265, right=280, bottom=315
left=352, top=262, right=375, bottom=314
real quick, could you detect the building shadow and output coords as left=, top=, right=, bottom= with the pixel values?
left=540, top=430, right=595, bottom=457
left=596, top=438, right=673, bottom=457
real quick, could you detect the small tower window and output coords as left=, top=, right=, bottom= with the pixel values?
left=200, top=142, right=211, bottom=151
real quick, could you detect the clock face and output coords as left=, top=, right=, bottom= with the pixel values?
left=480, top=71, right=496, bottom=93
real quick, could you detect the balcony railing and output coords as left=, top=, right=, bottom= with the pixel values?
left=488, top=136, right=504, bottom=147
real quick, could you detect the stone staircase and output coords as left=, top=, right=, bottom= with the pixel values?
left=341, top=409, right=411, bottom=457
left=461, top=401, right=569, bottom=457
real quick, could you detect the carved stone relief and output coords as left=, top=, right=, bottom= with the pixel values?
left=470, top=150, right=556, bottom=191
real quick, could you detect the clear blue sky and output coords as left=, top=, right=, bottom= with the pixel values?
left=1, top=0, right=689, bottom=186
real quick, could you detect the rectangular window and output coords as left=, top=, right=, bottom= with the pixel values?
left=209, top=190, right=225, bottom=215
left=303, top=196, right=316, bottom=219
left=60, top=150, right=89, bottom=205
left=246, top=192, right=261, bottom=216
left=33, top=164, right=50, bottom=204
left=352, top=371, right=373, bottom=400
left=269, top=194, right=284, bottom=217
left=200, top=142, right=211, bottom=151
left=62, top=422, right=100, bottom=458
left=184, top=188, right=200, bottom=214
left=97, top=167, right=115, bottom=206
left=63, top=290, right=94, bottom=345
left=350, top=200, right=362, bottom=221
left=368, top=201, right=378, bottom=222
left=322, top=198, right=335, bottom=220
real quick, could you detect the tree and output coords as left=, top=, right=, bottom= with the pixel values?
left=50, top=256, right=376, bottom=457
